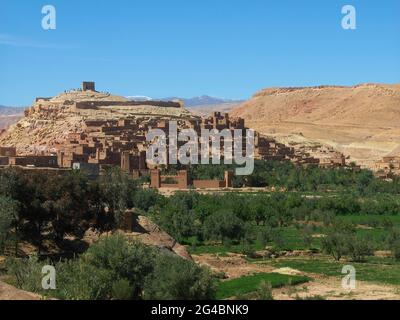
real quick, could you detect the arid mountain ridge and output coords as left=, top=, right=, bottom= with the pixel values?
left=230, top=83, right=400, bottom=168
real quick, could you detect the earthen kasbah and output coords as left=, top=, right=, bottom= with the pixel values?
left=0, top=82, right=351, bottom=189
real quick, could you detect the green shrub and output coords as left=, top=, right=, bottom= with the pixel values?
left=321, top=233, right=349, bottom=261
left=391, top=241, right=400, bottom=261
left=257, top=226, right=275, bottom=248
left=203, top=211, right=244, bottom=242
left=6, top=255, right=45, bottom=294
left=143, top=254, right=216, bottom=300
left=82, top=234, right=156, bottom=299
left=111, top=278, right=133, bottom=300
left=6, top=235, right=215, bottom=300
left=239, top=239, right=256, bottom=258
left=254, top=281, right=273, bottom=300
left=346, top=236, right=374, bottom=262
left=0, top=196, right=19, bottom=254
left=132, top=188, right=160, bottom=211
left=301, top=226, right=313, bottom=249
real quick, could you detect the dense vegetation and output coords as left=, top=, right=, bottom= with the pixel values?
left=0, top=166, right=143, bottom=254
left=166, top=160, right=400, bottom=194
left=1, top=160, right=400, bottom=299
left=5, top=235, right=215, bottom=300
left=146, top=190, right=400, bottom=261
left=1, top=160, right=399, bottom=255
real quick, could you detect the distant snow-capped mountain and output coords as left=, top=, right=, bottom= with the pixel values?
left=0, top=105, right=25, bottom=115
left=164, top=96, right=245, bottom=116
left=124, top=95, right=245, bottom=116
left=162, top=95, right=245, bottom=108
left=126, top=95, right=153, bottom=101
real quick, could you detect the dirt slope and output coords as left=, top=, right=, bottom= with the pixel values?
left=231, top=84, right=400, bottom=167
left=0, top=281, right=42, bottom=300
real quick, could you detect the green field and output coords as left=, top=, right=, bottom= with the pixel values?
left=216, top=272, right=310, bottom=299
left=254, top=257, right=400, bottom=286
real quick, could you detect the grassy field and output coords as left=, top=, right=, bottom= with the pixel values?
left=216, top=272, right=310, bottom=299
left=254, top=257, right=400, bottom=286
left=189, top=214, right=400, bottom=296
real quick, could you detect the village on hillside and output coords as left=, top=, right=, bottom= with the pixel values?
left=0, top=82, right=362, bottom=191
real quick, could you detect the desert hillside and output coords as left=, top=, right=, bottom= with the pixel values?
left=0, top=89, right=196, bottom=154
left=230, top=84, right=400, bottom=167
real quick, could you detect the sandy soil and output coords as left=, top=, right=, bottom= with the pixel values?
left=193, top=253, right=275, bottom=278
left=0, top=281, right=43, bottom=300
left=274, top=273, right=400, bottom=300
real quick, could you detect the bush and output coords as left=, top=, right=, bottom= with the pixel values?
left=203, top=211, right=244, bottom=242
left=321, top=233, right=349, bottom=261
left=99, top=167, right=136, bottom=227
left=382, top=218, right=394, bottom=230
left=111, top=278, right=134, bottom=300
left=254, top=281, right=273, bottom=300
left=133, top=188, right=160, bottom=211
left=82, top=234, right=155, bottom=299
left=387, top=229, right=400, bottom=261
left=6, top=255, right=45, bottom=294
left=270, top=229, right=286, bottom=251
left=346, top=236, right=374, bottom=262
left=390, top=241, right=400, bottom=261
left=55, top=258, right=116, bottom=300
left=257, top=226, right=275, bottom=248
left=154, top=203, right=198, bottom=242
left=6, top=234, right=215, bottom=300
left=0, top=196, right=18, bottom=253
left=302, top=230, right=313, bottom=249
left=143, top=254, right=216, bottom=300
left=239, top=239, right=257, bottom=258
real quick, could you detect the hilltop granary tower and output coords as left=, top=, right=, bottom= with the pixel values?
left=82, top=81, right=96, bottom=91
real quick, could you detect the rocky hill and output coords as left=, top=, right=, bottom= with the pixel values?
left=230, top=84, right=400, bottom=168
left=0, top=89, right=196, bottom=154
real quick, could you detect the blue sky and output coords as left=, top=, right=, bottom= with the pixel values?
left=0, top=0, right=399, bottom=106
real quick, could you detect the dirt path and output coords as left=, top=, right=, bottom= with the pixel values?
left=193, top=253, right=276, bottom=279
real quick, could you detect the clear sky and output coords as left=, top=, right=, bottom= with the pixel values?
left=0, top=0, right=399, bottom=106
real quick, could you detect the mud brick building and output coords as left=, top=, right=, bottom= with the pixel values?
left=8, top=155, right=58, bottom=167
left=150, top=169, right=233, bottom=189
left=82, top=81, right=96, bottom=91
left=0, top=147, right=16, bottom=157
left=375, top=156, right=400, bottom=177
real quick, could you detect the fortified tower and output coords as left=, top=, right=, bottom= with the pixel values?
left=82, top=81, right=96, bottom=91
